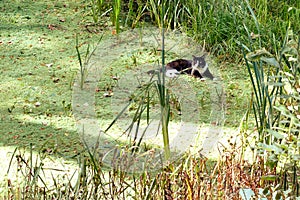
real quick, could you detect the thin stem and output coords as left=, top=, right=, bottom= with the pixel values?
left=160, top=0, right=170, bottom=159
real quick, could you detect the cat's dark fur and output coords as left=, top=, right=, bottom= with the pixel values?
left=148, top=55, right=214, bottom=80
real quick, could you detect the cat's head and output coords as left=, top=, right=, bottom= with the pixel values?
left=192, top=54, right=215, bottom=80
left=192, top=54, right=207, bottom=69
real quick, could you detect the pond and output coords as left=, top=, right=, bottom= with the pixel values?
left=72, top=28, right=226, bottom=173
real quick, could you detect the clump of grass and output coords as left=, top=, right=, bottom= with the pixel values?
left=112, top=0, right=121, bottom=34
left=90, top=0, right=104, bottom=23
left=125, top=0, right=148, bottom=28
left=87, top=0, right=300, bottom=62
left=75, top=34, right=103, bottom=89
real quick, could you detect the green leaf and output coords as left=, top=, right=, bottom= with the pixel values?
left=274, top=105, right=289, bottom=114
left=282, top=46, right=298, bottom=55
left=246, top=48, right=272, bottom=61
left=267, top=82, right=285, bottom=87
left=294, top=120, right=300, bottom=127
left=260, top=57, right=280, bottom=68
left=261, top=175, right=277, bottom=181
left=266, top=129, right=285, bottom=139
left=258, top=143, right=283, bottom=154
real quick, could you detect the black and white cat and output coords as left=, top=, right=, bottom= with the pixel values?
left=148, top=55, right=214, bottom=80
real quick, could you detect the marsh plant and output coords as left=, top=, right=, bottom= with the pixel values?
left=90, top=0, right=104, bottom=23
left=105, top=3, right=172, bottom=160
left=241, top=31, right=300, bottom=198
left=5, top=137, right=299, bottom=199
left=240, top=3, right=300, bottom=196
left=75, top=34, right=103, bottom=89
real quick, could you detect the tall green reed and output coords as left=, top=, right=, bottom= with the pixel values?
left=75, top=34, right=103, bottom=89
left=158, top=0, right=171, bottom=159
left=241, top=0, right=277, bottom=143
left=103, top=1, right=172, bottom=160
left=250, top=0, right=268, bottom=23
left=90, top=0, right=104, bottom=23
left=75, top=34, right=88, bottom=90
left=125, top=0, right=148, bottom=28
left=242, top=0, right=299, bottom=144
left=112, top=0, right=121, bottom=34
left=241, top=2, right=300, bottom=196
